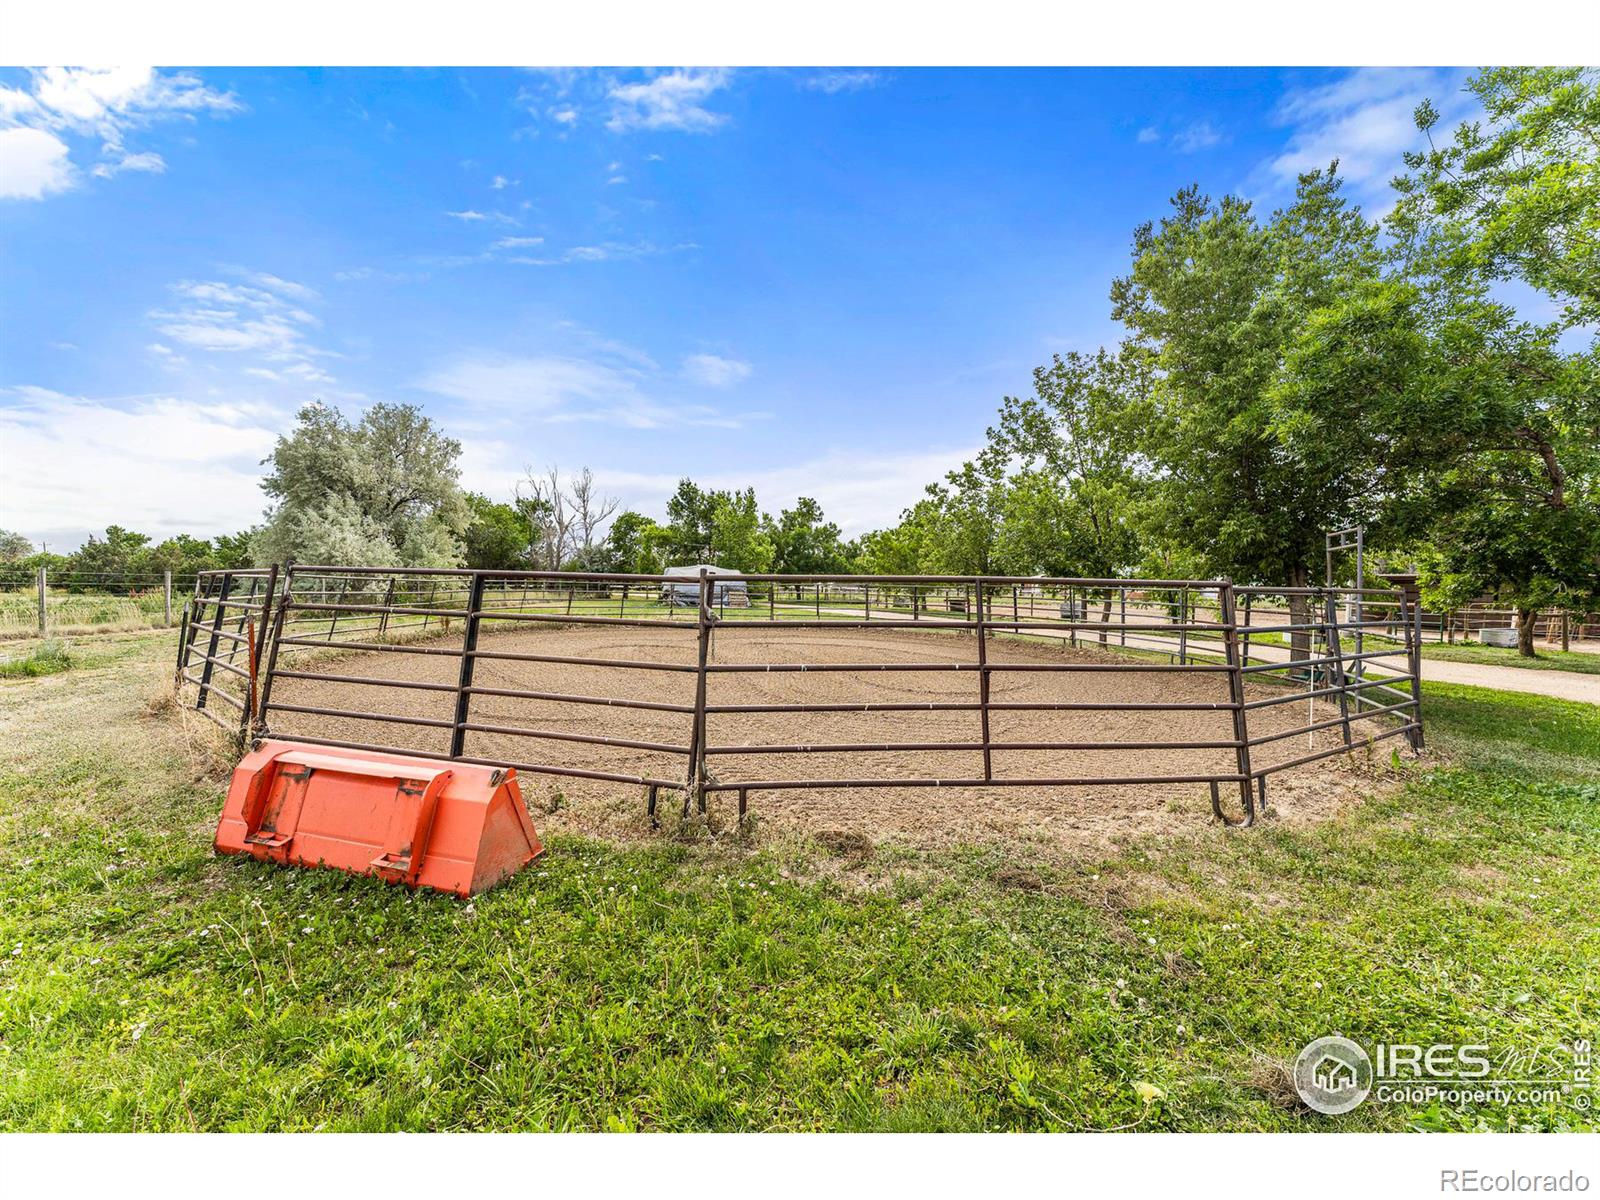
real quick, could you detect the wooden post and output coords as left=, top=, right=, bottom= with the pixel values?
left=163, top=570, right=172, bottom=627
left=36, top=566, right=47, bottom=637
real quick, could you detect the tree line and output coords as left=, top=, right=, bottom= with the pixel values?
left=5, top=69, right=1594, bottom=655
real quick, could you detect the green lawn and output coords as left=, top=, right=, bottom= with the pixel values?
left=1417, top=640, right=1600, bottom=676
left=0, top=631, right=1595, bottom=1131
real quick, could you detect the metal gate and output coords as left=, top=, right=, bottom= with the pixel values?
left=173, top=566, right=279, bottom=739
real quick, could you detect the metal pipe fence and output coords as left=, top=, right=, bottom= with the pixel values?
left=178, top=566, right=1428, bottom=830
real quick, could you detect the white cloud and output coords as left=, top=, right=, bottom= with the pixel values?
left=147, top=271, right=336, bottom=385
left=446, top=209, right=488, bottom=221
left=506, top=240, right=694, bottom=267
left=605, top=69, right=731, bottom=134
left=0, top=126, right=73, bottom=199
left=551, top=108, right=578, bottom=125
left=0, top=388, right=281, bottom=546
left=0, top=67, right=238, bottom=201
left=1257, top=67, right=1474, bottom=204
left=682, top=354, right=752, bottom=388
left=91, top=149, right=165, bottom=178
left=801, top=71, right=883, bottom=94
left=418, top=350, right=755, bottom=431
left=1136, top=126, right=1160, bottom=144
left=1172, top=121, right=1224, bottom=153
left=490, top=174, right=518, bottom=189
left=493, top=235, right=545, bottom=249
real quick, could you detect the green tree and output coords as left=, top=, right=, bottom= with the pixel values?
left=0, top=529, right=33, bottom=563
left=709, top=488, right=774, bottom=573
left=69, top=526, right=153, bottom=577
left=1396, top=67, right=1600, bottom=329
left=461, top=493, right=533, bottom=570
left=597, top=511, right=670, bottom=575
left=1109, top=168, right=1390, bottom=654
left=767, top=497, right=848, bottom=575
left=253, top=403, right=469, bottom=568
left=1376, top=67, right=1600, bottom=654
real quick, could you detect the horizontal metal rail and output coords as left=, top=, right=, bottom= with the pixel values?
left=1245, top=699, right=1417, bottom=748
left=704, top=737, right=1242, bottom=755
left=269, top=731, right=686, bottom=790
left=703, top=772, right=1249, bottom=792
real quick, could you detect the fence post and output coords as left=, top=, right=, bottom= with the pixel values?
left=684, top=569, right=714, bottom=817
left=37, top=566, right=47, bottom=637
left=975, top=578, right=992, bottom=781
left=1216, top=580, right=1256, bottom=826
left=376, top=575, right=396, bottom=637
left=163, top=570, right=172, bottom=626
left=240, top=564, right=279, bottom=742
left=1323, top=591, right=1353, bottom=746
left=448, top=573, right=488, bottom=760
left=1404, top=580, right=1425, bottom=752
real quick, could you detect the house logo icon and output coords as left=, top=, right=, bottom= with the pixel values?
left=1294, top=1036, right=1373, bottom=1115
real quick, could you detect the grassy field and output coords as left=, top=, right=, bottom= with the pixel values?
left=1416, top=640, right=1600, bottom=675
left=0, top=589, right=177, bottom=641
left=0, top=630, right=1595, bottom=1131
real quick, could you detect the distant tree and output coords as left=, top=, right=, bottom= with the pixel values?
left=709, top=488, right=774, bottom=573
left=767, top=497, right=848, bottom=575
left=70, top=526, right=153, bottom=577
left=987, top=349, right=1145, bottom=583
left=0, top=529, right=33, bottom=563
left=514, top=466, right=620, bottom=570
left=461, top=493, right=533, bottom=570
left=663, top=478, right=721, bottom=563
left=253, top=403, right=469, bottom=568
left=597, top=511, right=670, bottom=575
left=212, top=530, right=257, bottom=569
left=854, top=497, right=946, bottom=575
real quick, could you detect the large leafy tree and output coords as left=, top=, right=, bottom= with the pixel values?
left=253, top=402, right=469, bottom=568
left=1109, top=168, right=1392, bottom=653
left=1375, top=67, right=1600, bottom=653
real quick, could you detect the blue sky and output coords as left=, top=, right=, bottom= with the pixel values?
left=0, top=66, right=1483, bottom=551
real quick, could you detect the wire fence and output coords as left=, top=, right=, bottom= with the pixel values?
left=172, top=566, right=1428, bottom=829
left=0, top=569, right=197, bottom=641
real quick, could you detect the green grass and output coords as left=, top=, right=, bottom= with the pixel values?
left=0, top=640, right=74, bottom=679
left=0, top=590, right=175, bottom=640
left=0, top=631, right=1595, bottom=1131
left=1417, top=640, right=1600, bottom=675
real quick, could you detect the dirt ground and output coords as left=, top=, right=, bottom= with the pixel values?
left=266, top=623, right=1400, bottom=854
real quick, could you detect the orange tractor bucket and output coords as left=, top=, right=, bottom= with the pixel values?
left=215, top=740, right=543, bottom=897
